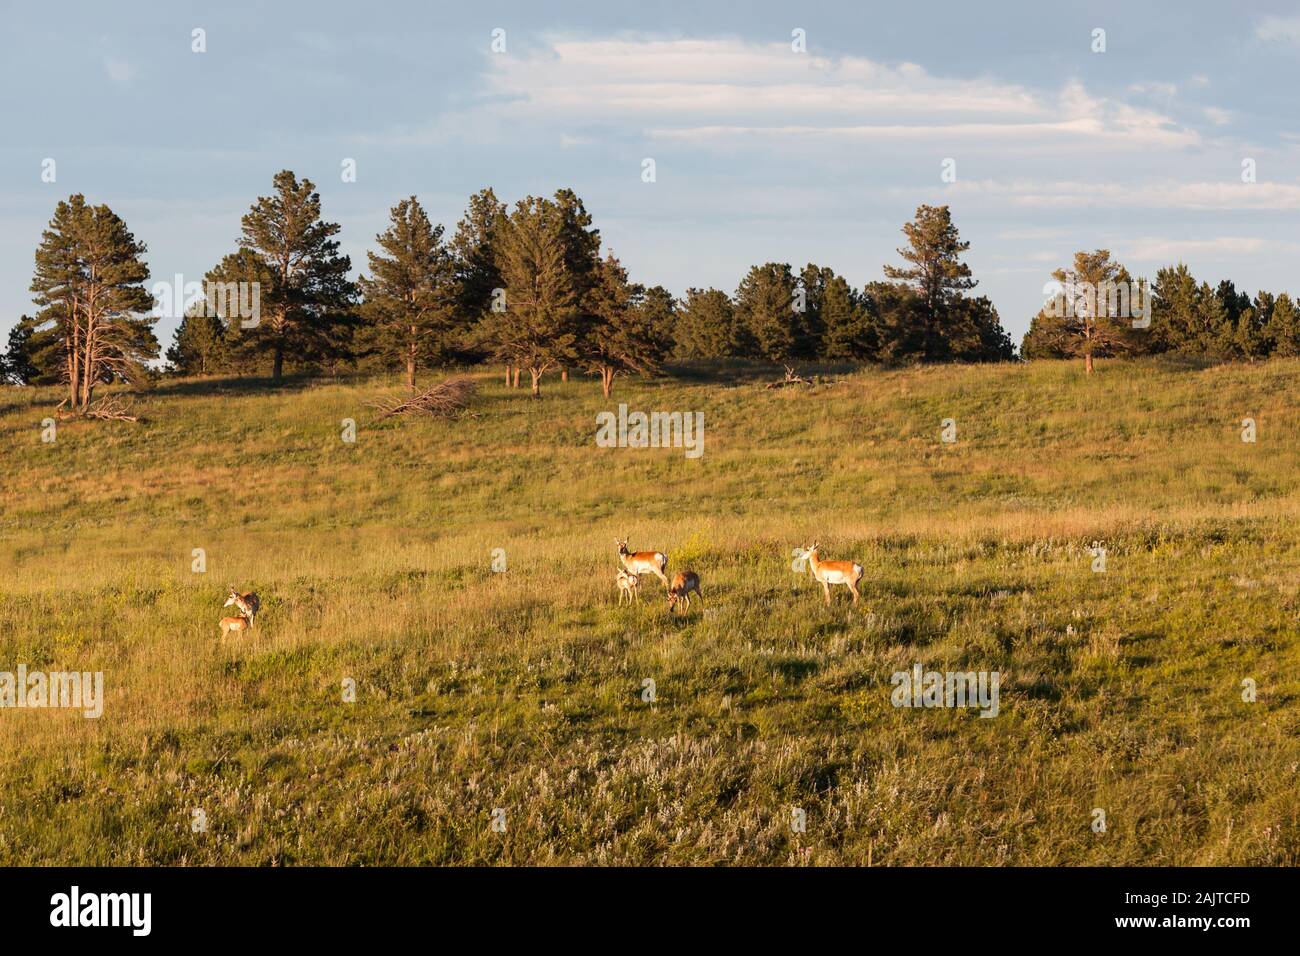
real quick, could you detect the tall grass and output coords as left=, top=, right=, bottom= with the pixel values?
left=1, top=357, right=1297, bottom=864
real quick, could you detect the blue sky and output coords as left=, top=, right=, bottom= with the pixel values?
left=3, top=0, right=1300, bottom=346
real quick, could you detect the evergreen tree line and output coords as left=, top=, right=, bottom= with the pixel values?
left=11, top=174, right=1284, bottom=397
left=675, top=205, right=1012, bottom=364
left=2, top=173, right=677, bottom=398
left=1022, top=250, right=1300, bottom=368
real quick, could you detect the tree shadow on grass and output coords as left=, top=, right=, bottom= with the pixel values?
left=1143, top=353, right=1219, bottom=374
left=0, top=397, right=37, bottom=418
left=947, top=582, right=1035, bottom=600
left=661, top=359, right=864, bottom=386
left=144, top=373, right=328, bottom=399
left=771, top=657, right=821, bottom=683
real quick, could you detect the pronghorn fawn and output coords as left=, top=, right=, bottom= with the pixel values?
left=220, top=614, right=252, bottom=638
left=804, top=541, right=864, bottom=606
left=616, top=539, right=670, bottom=588
left=224, top=587, right=260, bottom=625
left=667, top=571, right=702, bottom=614
left=616, top=569, right=641, bottom=605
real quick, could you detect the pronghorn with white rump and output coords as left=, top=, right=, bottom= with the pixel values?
left=803, top=542, right=864, bottom=606
left=616, top=539, right=669, bottom=588
left=616, top=569, right=641, bottom=605
left=220, top=614, right=251, bottom=638
left=224, top=587, right=260, bottom=625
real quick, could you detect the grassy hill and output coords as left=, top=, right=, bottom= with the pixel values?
left=2, top=356, right=1299, bottom=865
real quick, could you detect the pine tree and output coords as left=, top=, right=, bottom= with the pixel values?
left=480, top=197, right=579, bottom=397
left=582, top=254, right=667, bottom=397
left=358, top=197, right=458, bottom=390
left=951, top=296, right=1015, bottom=361
left=1044, top=250, right=1140, bottom=374
left=236, top=170, right=356, bottom=379
left=1, top=325, right=17, bottom=383
left=1196, top=282, right=1230, bottom=357
left=735, top=263, right=797, bottom=361
left=1266, top=293, right=1300, bottom=357
left=865, top=281, right=925, bottom=363
left=451, top=188, right=507, bottom=369
left=636, top=285, right=678, bottom=354
left=551, top=189, right=602, bottom=382
left=198, top=248, right=274, bottom=374
left=1151, top=264, right=1201, bottom=353
left=29, top=197, right=83, bottom=404
left=794, top=265, right=832, bottom=358
left=552, top=189, right=601, bottom=299
left=1, top=322, right=21, bottom=384
left=29, top=195, right=157, bottom=411
left=817, top=273, right=877, bottom=361
left=1253, top=291, right=1277, bottom=354
left=882, top=204, right=977, bottom=360
left=166, top=311, right=229, bottom=376
left=2, top=315, right=58, bottom=385
left=1232, top=304, right=1265, bottom=360
left=674, top=288, right=738, bottom=359
left=1021, top=308, right=1068, bottom=360
left=1216, top=280, right=1262, bottom=359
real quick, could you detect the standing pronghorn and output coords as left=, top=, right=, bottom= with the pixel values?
left=804, top=542, right=864, bottom=606
left=667, top=571, right=702, bottom=614
left=616, top=569, right=641, bottom=605
left=220, top=614, right=251, bottom=638
left=616, top=539, right=670, bottom=588
left=224, top=587, right=260, bottom=625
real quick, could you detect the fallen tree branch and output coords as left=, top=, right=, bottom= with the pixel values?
left=54, top=396, right=141, bottom=422
left=370, top=377, right=478, bottom=420
left=82, top=396, right=141, bottom=422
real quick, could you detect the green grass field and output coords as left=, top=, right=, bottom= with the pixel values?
left=2, top=356, right=1299, bottom=865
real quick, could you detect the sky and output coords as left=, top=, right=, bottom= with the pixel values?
left=3, top=0, right=1300, bottom=346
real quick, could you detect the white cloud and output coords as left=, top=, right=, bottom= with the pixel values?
left=103, top=57, right=135, bottom=86
left=995, top=226, right=1070, bottom=241
left=489, top=38, right=1046, bottom=118
left=1121, top=236, right=1300, bottom=261
left=481, top=39, right=1200, bottom=151
left=943, top=179, right=1300, bottom=211
left=1128, top=81, right=1178, bottom=98
left=990, top=248, right=1061, bottom=264
left=1255, top=16, right=1300, bottom=45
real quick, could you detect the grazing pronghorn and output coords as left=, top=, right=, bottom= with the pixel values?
left=616, top=539, right=670, bottom=588
left=224, top=587, right=260, bottom=624
left=616, top=569, right=641, bottom=605
left=804, top=542, right=864, bottom=606
left=667, top=571, right=702, bottom=614
left=220, top=614, right=251, bottom=638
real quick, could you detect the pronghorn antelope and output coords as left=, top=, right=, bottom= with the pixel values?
left=616, top=539, right=669, bottom=588
left=220, top=614, right=251, bottom=638
left=667, top=571, right=702, bottom=614
left=804, top=542, right=864, bottom=606
left=616, top=569, right=641, bottom=605
left=224, top=587, right=260, bottom=624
